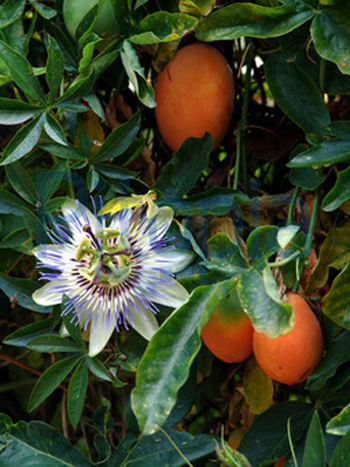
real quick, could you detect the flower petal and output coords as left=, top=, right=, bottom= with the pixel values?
left=143, top=249, right=196, bottom=274
left=88, top=309, right=116, bottom=357
left=32, top=283, right=63, bottom=306
left=144, top=279, right=189, bottom=309
left=128, top=303, right=159, bottom=341
left=62, top=198, right=102, bottom=233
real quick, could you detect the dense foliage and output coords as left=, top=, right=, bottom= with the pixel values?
left=1, top=0, right=350, bottom=465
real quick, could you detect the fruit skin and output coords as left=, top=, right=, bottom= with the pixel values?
left=155, top=43, right=234, bottom=153
left=63, top=0, right=118, bottom=40
left=253, top=292, right=324, bottom=386
left=201, top=289, right=253, bottom=363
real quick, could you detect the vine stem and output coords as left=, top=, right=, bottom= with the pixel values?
left=234, top=41, right=253, bottom=193
left=287, top=186, right=300, bottom=225
left=292, top=190, right=320, bottom=293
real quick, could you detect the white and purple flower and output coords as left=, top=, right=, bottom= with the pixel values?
left=32, top=199, right=191, bottom=356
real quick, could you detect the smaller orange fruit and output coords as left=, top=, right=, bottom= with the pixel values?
left=253, top=292, right=324, bottom=385
left=201, top=289, right=253, bottom=363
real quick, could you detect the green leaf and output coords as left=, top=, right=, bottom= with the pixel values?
left=0, top=0, right=25, bottom=29
left=289, top=166, right=325, bottom=190
left=288, top=139, right=350, bottom=168
left=60, top=316, right=85, bottom=352
left=87, top=356, right=113, bottom=383
left=329, top=120, right=350, bottom=140
left=307, top=331, right=350, bottom=391
left=95, top=164, right=136, bottom=181
left=179, top=0, right=215, bottom=17
left=27, top=335, right=82, bottom=353
left=330, top=430, right=350, bottom=467
left=0, top=273, right=52, bottom=313
left=156, top=133, right=213, bottom=198
left=0, top=97, right=41, bottom=124
left=302, top=411, right=326, bottom=467
left=111, top=430, right=217, bottom=466
left=0, top=416, right=93, bottom=466
left=322, top=264, right=350, bottom=330
left=43, top=112, right=67, bottom=145
left=307, top=228, right=350, bottom=291
left=0, top=190, right=29, bottom=215
left=39, top=142, right=85, bottom=160
left=3, top=317, right=58, bottom=347
left=87, top=167, right=100, bottom=193
left=0, top=228, right=29, bottom=249
left=130, top=12, right=198, bottom=45
left=277, top=225, right=300, bottom=249
left=311, top=7, right=350, bottom=75
left=29, top=0, right=57, bottom=19
left=265, top=51, right=330, bottom=134
left=28, top=356, right=80, bottom=412
left=246, top=225, right=279, bottom=268
left=131, top=280, right=235, bottom=435
left=162, top=187, right=250, bottom=216
left=238, top=402, right=313, bottom=465
left=120, top=41, right=156, bottom=108
left=37, top=160, right=66, bottom=203
left=0, top=40, right=46, bottom=104
left=5, top=161, right=37, bottom=206
left=46, top=36, right=64, bottom=104
left=1, top=113, right=44, bottom=165
left=206, top=233, right=249, bottom=279
left=68, top=358, right=88, bottom=428
left=237, top=267, right=293, bottom=337
left=322, top=166, right=350, bottom=212
left=91, top=112, right=141, bottom=163
left=327, top=404, right=350, bottom=436
left=195, top=3, right=314, bottom=41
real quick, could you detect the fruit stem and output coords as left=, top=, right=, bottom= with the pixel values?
left=287, top=186, right=300, bottom=225
left=319, top=58, right=326, bottom=93
left=234, top=42, right=253, bottom=193
left=292, top=190, right=320, bottom=292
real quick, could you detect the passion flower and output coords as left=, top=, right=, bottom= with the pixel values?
left=32, top=199, right=190, bottom=356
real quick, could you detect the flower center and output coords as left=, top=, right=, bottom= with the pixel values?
left=75, top=226, right=132, bottom=285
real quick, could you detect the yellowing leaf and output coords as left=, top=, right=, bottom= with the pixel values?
left=243, top=355, right=274, bottom=415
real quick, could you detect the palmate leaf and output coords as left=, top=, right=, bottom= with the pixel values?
left=1, top=113, right=45, bottom=165
left=131, top=279, right=236, bottom=435
left=67, top=358, right=88, bottom=428
left=0, top=40, right=46, bottom=105
left=46, top=36, right=64, bottom=104
left=0, top=98, right=41, bottom=125
left=0, top=0, right=25, bottom=29
left=28, top=356, right=80, bottom=412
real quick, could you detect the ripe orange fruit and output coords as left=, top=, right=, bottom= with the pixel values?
left=253, top=292, right=324, bottom=385
left=201, top=289, right=253, bottom=363
left=155, top=43, right=234, bottom=153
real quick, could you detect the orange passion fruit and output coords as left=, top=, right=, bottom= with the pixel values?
left=201, top=289, right=253, bottom=363
left=155, top=43, right=234, bottom=153
left=253, top=292, right=324, bottom=385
